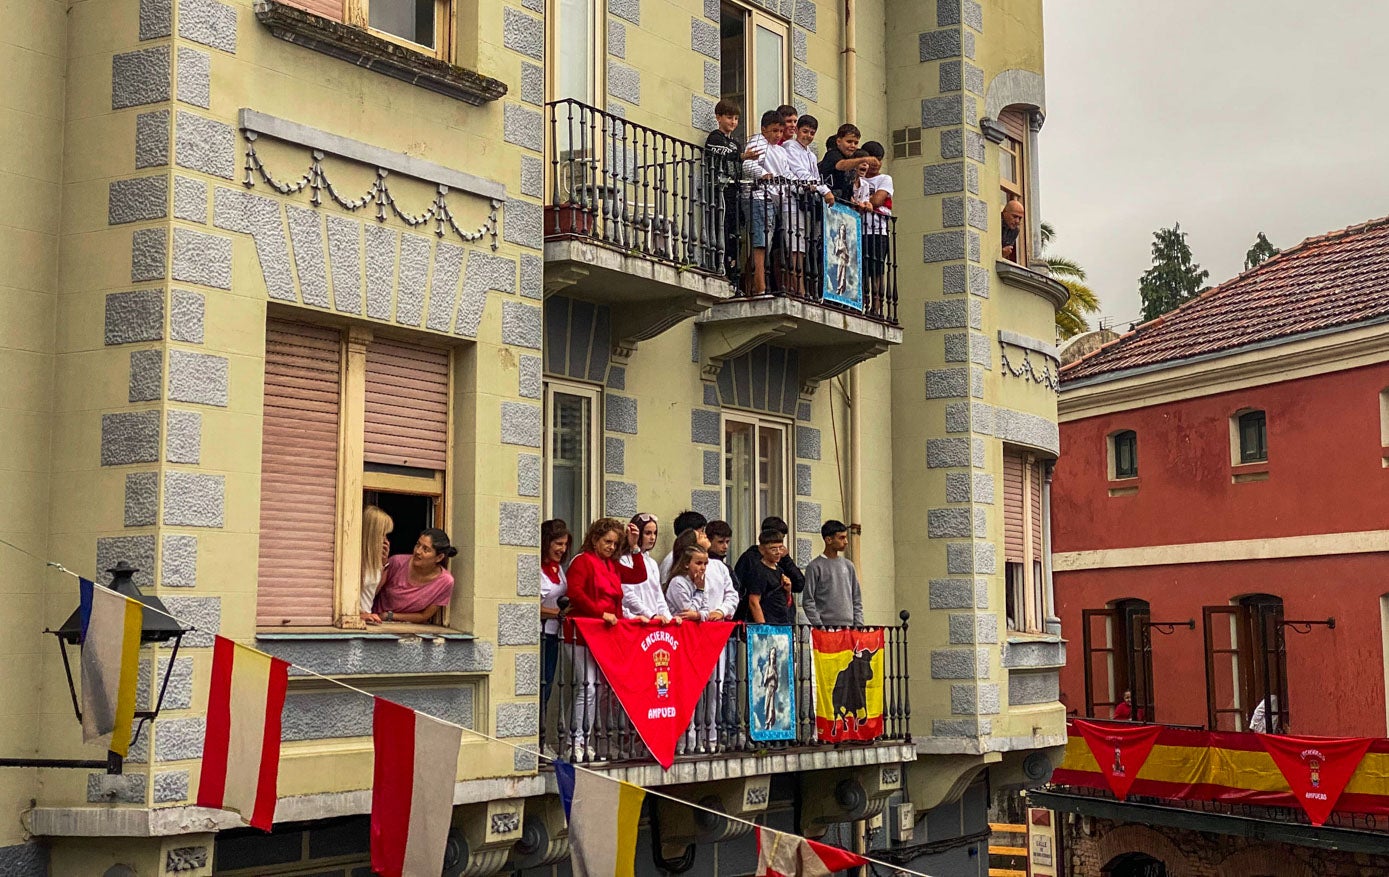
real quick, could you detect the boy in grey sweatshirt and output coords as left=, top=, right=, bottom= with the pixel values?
left=802, top=520, right=864, bottom=627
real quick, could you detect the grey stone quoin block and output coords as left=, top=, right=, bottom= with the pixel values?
left=106, top=289, right=164, bottom=345
left=112, top=46, right=171, bottom=109
left=102, top=411, right=161, bottom=466
left=128, top=349, right=163, bottom=402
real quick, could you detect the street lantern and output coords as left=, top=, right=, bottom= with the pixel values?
left=0, top=561, right=191, bottom=774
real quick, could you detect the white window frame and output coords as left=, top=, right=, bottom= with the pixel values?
left=722, top=411, right=793, bottom=550
left=543, top=380, right=603, bottom=535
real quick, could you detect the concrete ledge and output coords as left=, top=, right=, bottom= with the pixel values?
left=995, top=259, right=1068, bottom=309
left=562, top=742, right=917, bottom=789
left=28, top=776, right=547, bottom=838
left=253, top=2, right=507, bottom=107
left=1001, top=635, right=1066, bottom=671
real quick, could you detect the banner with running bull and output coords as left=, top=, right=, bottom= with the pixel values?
left=572, top=618, right=734, bottom=769
left=812, top=628, right=885, bottom=742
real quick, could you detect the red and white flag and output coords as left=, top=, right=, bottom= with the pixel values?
left=371, top=698, right=463, bottom=877
left=756, top=826, right=867, bottom=877
left=197, top=636, right=290, bottom=831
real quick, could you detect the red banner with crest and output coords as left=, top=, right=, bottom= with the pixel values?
left=1259, top=734, right=1374, bottom=826
left=572, top=618, right=735, bottom=769
left=1072, top=719, right=1165, bottom=801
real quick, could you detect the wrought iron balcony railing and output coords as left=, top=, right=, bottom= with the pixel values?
left=540, top=620, right=911, bottom=768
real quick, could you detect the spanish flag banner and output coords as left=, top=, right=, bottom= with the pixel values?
left=78, top=578, right=143, bottom=756
left=1053, top=721, right=1389, bottom=820
left=811, top=628, right=885, bottom=742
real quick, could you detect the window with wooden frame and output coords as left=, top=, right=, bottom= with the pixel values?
left=998, top=107, right=1029, bottom=265
left=543, top=380, right=602, bottom=537
left=256, top=317, right=455, bottom=630
left=1380, top=389, right=1389, bottom=466
left=719, top=1, right=790, bottom=145
left=1235, top=409, right=1268, bottom=464
left=723, top=413, right=791, bottom=551
left=288, top=0, right=455, bottom=59
left=1109, top=429, right=1138, bottom=480
left=1203, top=595, right=1288, bottom=731
left=1003, top=447, right=1049, bottom=633
left=1082, top=599, right=1154, bottom=721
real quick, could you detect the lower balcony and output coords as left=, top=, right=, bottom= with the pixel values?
left=699, top=180, right=903, bottom=389
left=540, top=622, right=915, bottom=787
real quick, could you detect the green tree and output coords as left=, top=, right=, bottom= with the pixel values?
left=1040, top=222, right=1101, bottom=340
left=1244, top=232, right=1279, bottom=271
left=1138, top=223, right=1209, bottom=321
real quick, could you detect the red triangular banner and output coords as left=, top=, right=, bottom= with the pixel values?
left=1259, top=734, right=1373, bottom=826
left=1072, top=719, right=1164, bottom=801
left=572, top=619, right=735, bottom=769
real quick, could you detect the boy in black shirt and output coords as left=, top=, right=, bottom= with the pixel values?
left=818, top=122, right=863, bottom=204
left=740, top=529, right=796, bottom=625
left=705, top=100, right=757, bottom=280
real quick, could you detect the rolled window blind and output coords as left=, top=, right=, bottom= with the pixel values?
left=1003, top=449, right=1025, bottom=563
left=363, top=339, right=450, bottom=470
left=257, top=320, right=343, bottom=627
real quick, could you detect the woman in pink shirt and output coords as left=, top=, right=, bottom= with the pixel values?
left=373, top=528, right=457, bottom=624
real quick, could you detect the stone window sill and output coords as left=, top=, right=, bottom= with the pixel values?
left=254, top=1, right=507, bottom=106
left=257, top=625, right=475, bottom=642
left=1005, top=632, right=1066, bottom=645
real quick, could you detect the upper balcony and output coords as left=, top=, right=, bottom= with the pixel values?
left=698, top=178, right=903, bottom=389
left=541, top=619, right=916, bottom=788
left=544, top=99, right=734, bottom=349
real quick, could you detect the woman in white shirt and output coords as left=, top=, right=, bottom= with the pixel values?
left=540, top=519, right=571, bottom=717
left=666, top=546, right=737, bottom=751
left=620, top=513, right=675, bottom=624
left=359, top=505, right=393, bottom=624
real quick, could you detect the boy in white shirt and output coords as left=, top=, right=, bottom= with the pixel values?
left=780, top=114, right=836, bottom=298
left=853, top=142, right=894, bottom=316
left=743, top=110, right=792, bottom=294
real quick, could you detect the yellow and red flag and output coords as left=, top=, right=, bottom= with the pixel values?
left=811, top=628, right=884, bottom=742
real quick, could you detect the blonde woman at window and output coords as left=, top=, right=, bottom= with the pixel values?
left=372, top=528, right=457, bottom=625
left=359, top=505, right=393, bottom=624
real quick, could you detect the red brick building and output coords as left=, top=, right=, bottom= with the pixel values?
left=1039, top=218, right=1389, bottom=875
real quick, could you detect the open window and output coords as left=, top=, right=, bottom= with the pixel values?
left=255, top=318, right=456, bottom=630
left=1203, top=595, right=1288, bottom=731
left=998, top=107, right=1030, bottom=265
left=719, top=1, right=789, bottom=145
left=286, top=0, right=453, bottom=59
left=1082, top=600, right=1154, bottom=721
left=723, top=413, right=791, bottom=550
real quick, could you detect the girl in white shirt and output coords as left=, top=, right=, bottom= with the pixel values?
left=359, top=505, right=393, bottom=624
left=620, top=512, right=675, bottom=624
left=666, top=547, right=737, bottom=751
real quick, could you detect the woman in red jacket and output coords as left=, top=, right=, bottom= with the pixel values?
left=565, top=517, right=645, bottom=760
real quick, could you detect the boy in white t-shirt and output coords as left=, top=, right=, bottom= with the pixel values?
left=853, top=142, right=894, bottom=316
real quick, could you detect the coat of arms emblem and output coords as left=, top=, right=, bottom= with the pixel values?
left=653, top=648, right=671, bottom=698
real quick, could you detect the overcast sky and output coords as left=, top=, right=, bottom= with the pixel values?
left=1041, top=1, right=1389, bottom=328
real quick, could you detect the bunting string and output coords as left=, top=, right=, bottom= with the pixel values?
left=2, top=536, right=933, bottom=877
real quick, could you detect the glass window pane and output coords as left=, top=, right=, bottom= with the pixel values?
left=1000, top=143, right=1019, bottom=185
left=754, top=25, right=784, bottom=116
left=558, top=0, right=595, bottom=102
left=370, top=0, right=436, bottom=48
left=725, top=420, right=755, bottom=549
left=758, top=425, right=784, bottom=523
left=550, top=392, right=591, bottom=533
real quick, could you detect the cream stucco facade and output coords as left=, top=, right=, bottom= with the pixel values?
left=0, top=0, right=1064, bottom=874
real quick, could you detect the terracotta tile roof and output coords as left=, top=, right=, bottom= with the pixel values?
left=1061, top=216, right=1389, bottom=383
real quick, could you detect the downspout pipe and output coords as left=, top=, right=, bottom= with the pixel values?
left=845, top=0, right=863, bottom=564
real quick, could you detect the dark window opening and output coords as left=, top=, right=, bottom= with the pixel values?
left=1113, top=430, right=1138, bottom=479
left=892, top=126, right=922, bottom=159
left=367, top=490, right=439, bottom=557
left=1203, top=594, right=1287, bottom=731
left=1238, top=410, right=1267, bottom=463
left=1082, top=599, right=1153, bottom=721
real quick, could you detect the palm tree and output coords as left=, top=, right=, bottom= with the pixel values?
left=1041, top=221, right=1101, bottom=340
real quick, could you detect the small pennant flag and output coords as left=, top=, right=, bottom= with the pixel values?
left=1072, top=719, right=1164, bottom=801
left=371, top=699, right=463, bottom=877
left=197, top=636, right=290, bottom=831
left=1259, top=734, right=1374, bottom=826
left=755, top=826, right=868, bottom=877
left=555, top=759, right=645, bottom=877
left=79, top=578, right=143, bottom=756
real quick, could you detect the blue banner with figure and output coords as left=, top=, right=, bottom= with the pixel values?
left=821, top=202, right=864, bottom=311
left=746, top=624, right=796, bottom=741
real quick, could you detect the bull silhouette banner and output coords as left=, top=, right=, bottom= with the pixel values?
left=812, top=628, right=885, bottom=742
